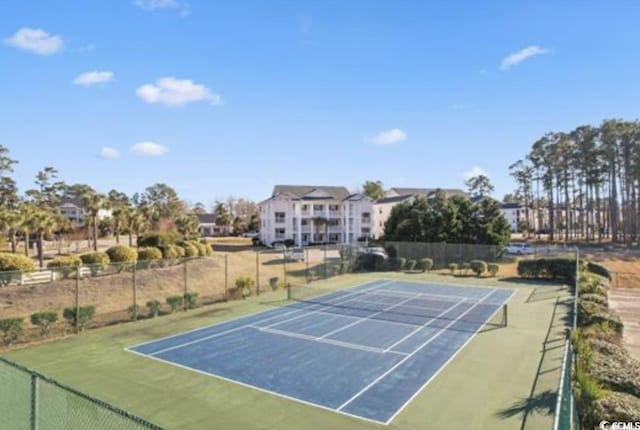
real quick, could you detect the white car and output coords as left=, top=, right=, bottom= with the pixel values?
left=284, top=248, right=305, bottom=262
left=505, top=243, right=535, bottom=255
left=242, top=231, right=259, bottom=238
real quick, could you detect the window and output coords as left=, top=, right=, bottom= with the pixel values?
left=302, top=204, right=308, bottom=211
left=328, top=219, right=340, bottom=226
left=329, top=233, right=339, bottom=242
left=301, top=218, right=309, bottom=226
left=329, top=204, right=340, bottom=212
left=275, top=212, right=285, bottom=223
left=313, top=204, right=324, bottom=211
left=275, top=228, right=286, bottom=239
left=361, top=212, right=371, bottom=223
left=361, top=227, right=370, bottom=234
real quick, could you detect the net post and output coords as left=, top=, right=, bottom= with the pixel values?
left=503, top=303, right=508, bottom=327
left=224, top=254, right=229, bottom=301
left=286, top=283, right=292, bottom=301
left=132, top=262, right=137, bottom=321
left=323, top=244, right=328, bottom=279
left=75, top=265, right=80, bottom=335
left=305, top=248, right=310, bottom=283
left=30, top=373, right=38, bottom=430
left=255, top=251, right=260, bottom=296
left=283, top=256, right=288, bottom=289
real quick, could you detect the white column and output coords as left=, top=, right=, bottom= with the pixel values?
left=344, top=203, right=350, bottom=244
left=296, top=203, right=302, bottom=246
left=324, top=202, right=330, bottom=242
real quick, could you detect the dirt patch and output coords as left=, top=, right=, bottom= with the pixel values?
left=609, top=288, right=640, bottom=361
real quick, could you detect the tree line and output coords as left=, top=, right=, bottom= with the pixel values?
left=0, top=145, right=259, bottom=266
left=510, top=119, right=640, bottom=243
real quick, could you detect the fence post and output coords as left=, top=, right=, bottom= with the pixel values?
left=75, top=266, right=80, bottom=335
left=256, top=251, right=260, bottom=296
left=183, top=259, right=188, bottom=312
left=283, top=256, right=288, bottom=288
left=132, top=263, right=137, bottom=321
left=224, top=254, right=228, bottom=301
left=305, top=248, right=310, bottom=283
left=30, top=373, right=38, bottom=430
left=324, top=244, right=328, bottom=279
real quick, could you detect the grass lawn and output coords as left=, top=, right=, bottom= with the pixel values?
left=3, top=273, right=571, bottom=430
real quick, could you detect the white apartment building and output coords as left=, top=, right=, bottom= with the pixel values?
left=259, top=185, right=376, bottom=246
left=59, top=199, right=112, bottom=227
left=259, top=185, right=468, bottom=246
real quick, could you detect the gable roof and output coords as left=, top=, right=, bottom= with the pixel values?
left=197, top=213, right=218, bottom=224
left=387, top=187, right=469, bottom=199
left=272, top=185, right=351, bottom=201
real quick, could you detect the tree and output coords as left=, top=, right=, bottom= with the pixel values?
left=192, top=202, right=207, bottom=215
left=175, top=215, right=199, bottom=238
left=26, top=166, right=65, bottom=208
left=232, top=216, right=246, bottom=235
left=0, top=145, right=19, bottom=210
left=107, top=190, right=129, bottom=244
left=29, top=209, right=60, bottom=267
left=82, top=192, right=106, bottom=252
left=142, top=183, right=183, bottom=223
left=213, top=202, right=232, bottom=227
left=247, top=213, right=260, bottom=232
left=362, top=180, right=385, bottom=200
left=465, top=174, right=494, bottom=199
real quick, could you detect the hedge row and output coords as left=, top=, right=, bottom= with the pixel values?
left=517, top=258, right=582, bottom=282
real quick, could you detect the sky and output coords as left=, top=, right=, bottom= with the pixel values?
left=2, top=1, right=640, bottom=208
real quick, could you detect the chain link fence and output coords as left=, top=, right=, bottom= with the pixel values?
left=0, top=355, right=163, bottom=430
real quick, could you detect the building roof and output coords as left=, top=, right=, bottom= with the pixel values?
left=59, top=198, right=84, bottom=208
left=376, top=195, right=413, bottom=204
left=272, top=185, right=351, bottom=201
left=388, top=187, right=468, bottom=199
left=197, top=213, right=218, bottom=224
left=500, top=202, right=525, bottom=209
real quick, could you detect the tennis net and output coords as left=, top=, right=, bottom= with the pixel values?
left=286, top=283, right=508, bottom=329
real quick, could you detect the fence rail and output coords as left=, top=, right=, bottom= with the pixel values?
left=0, top=355, right=163, bottom=430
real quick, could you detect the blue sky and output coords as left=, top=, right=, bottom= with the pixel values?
left=2, top=1, right=640, bottom=207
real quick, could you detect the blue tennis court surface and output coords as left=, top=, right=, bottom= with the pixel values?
left=128, top=280, right=515, bottom=425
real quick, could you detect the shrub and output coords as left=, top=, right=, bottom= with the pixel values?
left=127, top=304, right=139, bottom=320
left=578, top=301, right=624, bottom=334
left=574, top=363, right=605, bottom=428
left=269, top=277, right=279, bottom=290
left=404, top=259, right=417, bottom=271
left=184, top=292, right=199, bottom=309
left=179, top=242, right=199, bottom=258
left=106, top=245, right=138, bottom=264
left=283, top=239, right=295, bottom=248
left=384, top=245, right=398, bottom=259
left=469, top=260, right=487, bottom=276
left=30, top=311, right=58, bottom=338
left=137, top=232, right=181, bottom=248
left=160, top=244, right=182, bottom=260
left=137, top=247, right=163, bottom=264
left=487, top=263, right=499, bottom=277
left=517, top=258, right=582, bottom=282
left=355, top=253, right=385, bottom=271
left=188, top=241, right=208, bottom=257
left=387, top=257, right=405, bottom=271
left=594, top=391, right=640, bottom=423
left=586, top=261, right=612, bottom=281
left=234, top=276, right=255, bottom=299
left=80, top=252, right=110, bottom=275
left=0, top=252, right=36, bottom=272
left=308, top=269, right=316, bottom=281
left=62, top=306, right=95, bottom=332
left=590, top=340, right=640, bottom=397
left=166, top=296, right=183, bottom=313
left=448, top=263, right=458, bottom=274
left=47, top=255, right=82, bottom=279
left=417, top=258, right=434, bottom=273
left=0, top=318, right=23, bottom=345
left=580, top=293, right=608, bottom=307
left=146, top=300, right=161, bottom=318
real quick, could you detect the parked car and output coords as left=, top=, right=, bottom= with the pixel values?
left=505, top=243, right=535, bottom=255
left=360, top=246, right=389, bottom=260
left=284, top=247, right=305, bottom=262
left=242, top=231, right=259, bottom=238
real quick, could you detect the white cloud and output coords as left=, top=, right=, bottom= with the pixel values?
left=136, top=77, right=223, bottom=107
left=464, top=166, right=488, bottom=180
left=370, top=128, right=407, bottom=145
left=130, top=141, right=168, bottom=156
left=99, top=147, right=120, bottom=160
left=135, top=0, right=190, bottom=16
left=73, top=71, right=114, bottom=86
left=500, top=45, right=549, bottom=70
left=4, top=27, right=63, bottom=55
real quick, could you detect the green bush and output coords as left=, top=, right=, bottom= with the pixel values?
left=517, top=258, right=582, bottom=282
left=355, top=253, right=385, bottom=271
left=417, top=258, right=434, bottom=272
left=166, top=296, right=183, bottom=313
left=269, top=277, right=279, bottom=290
left=146, top=300, right=161, bottom=318
left=137, top=232, right=181, bottom=248
left=234, top=276, right=255, bottom=299
left=0, top=252, right=36, bottom=272
left=387, top=257, right=405, bottom=271
left=30, top=311, right=58, bottom=338
left=448, top=263, right=458, bottom=274
left=284, top=239, right=295, bottom=248
left=62, top=306, right=95, bottom=332
left=137, top=247, right=163, bottom=262
left=47, top=255, right=82, bottom=279
left=106, top=245, right=138, bottom=264
left=189, top=241, right=208, bottom=257
left=159, top=244, right=182, bottom=260
left=0, top=317, right=23, bottom=345
left=460, top=262, right=471, bottom=275
left=578, top=301, right=624, bottom=334
left=184, top=292, right=199, bottom=309
left=127, top=304, right=139, bottom=320
left=574, top=363, right=605, bottom=428
left=179, top=242, right=199, bottom=258
left=469, top=260, right=487, bottom=276
left=404, top=259, right=417, bottom=271
left=80, top=252, right=110, bottom=275
left=580, top=293, right=608, bottom=307
left=586, top=261, right=612, bottom=281
left=487, top=263, right=499, bottom=277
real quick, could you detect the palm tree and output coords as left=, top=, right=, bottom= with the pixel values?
left=20, top=204, right=36, bottom=257
left=111, top=208, right=129, bottom=244
left=128, top=206, right=153, bottom=247
left=29, top=209, right=59, bottom=268
left=82, top=192, right=106, bottom=252
left=175, top=215, right=199, bottom=238
left=0, top=209, right=22, bottom=253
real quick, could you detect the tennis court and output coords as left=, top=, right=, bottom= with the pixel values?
left=127, top=279, right=514, bottom=425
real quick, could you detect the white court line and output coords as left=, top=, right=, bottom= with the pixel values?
left=317, top=294, right=420, bottom=340
left=125, top=347, right=389, bottom=427
left=344, top=297, right=447, bottom=314
left=260, top=281, right=394, bottom=330
left=128, top=278, right=387, bottom=351
left=365, top=288, right=476, bottom=303
left=383, top=299, right=464, bottom=353
left=310, top=309, right=419, bottom=329
left=383, top=288, right=516, bottom=424
left=337, top=288, right=498, bottom=412
left=251, top=325, right=408, bottom=357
